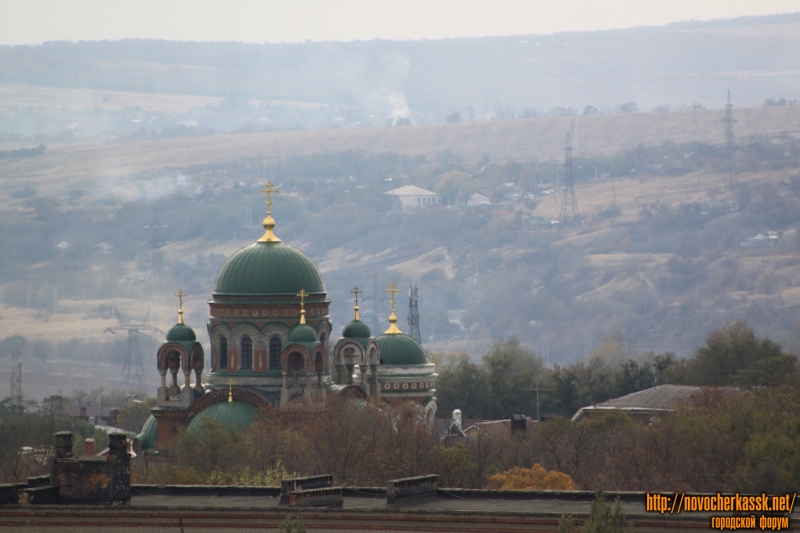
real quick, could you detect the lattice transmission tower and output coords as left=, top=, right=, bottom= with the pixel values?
left=104, top=307, right=162, bottom=392
left=559, top=132, right=580, bottom=227
left=722, top=90, right=737, bottom=183
left=407, top=285, right=421, bottom=344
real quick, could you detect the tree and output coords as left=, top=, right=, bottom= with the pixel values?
left=486, top=464, right=576, bottom=490
left=616, top=102, right=638, bottom=114
left=583, top=105, right=599, bottom=115
left=583, top=483, right=633, bottom=533
left=435, top=355, right=493, bottom=418
left=0, top=335, right=27, bottom=360
left=445, top=112, right=461, bottom=123
left=482, top=337, right=546, bottom=419
left=435, top=171, right=473, bottom=205
left=686, top=320, right=797, bottom=386
left=117, top=398, right=157, bottom=433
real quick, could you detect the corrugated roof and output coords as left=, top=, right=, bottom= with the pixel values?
left=594, top=385, right=700, bottom=409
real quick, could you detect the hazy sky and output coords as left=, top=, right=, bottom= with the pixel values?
left=4, top=0, right=800, bottom=45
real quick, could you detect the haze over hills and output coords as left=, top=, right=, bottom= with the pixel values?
left=0, top=13, right=799, bottom=141
left=2, top=13, right=800, bottom=400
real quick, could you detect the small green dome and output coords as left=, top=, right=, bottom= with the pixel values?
left=213, top=241, right=325, bottom=296
left=376, top=333, right=429, bottom=365
left=136, top=415, right=158, bottom=451
left=186, top=400, right=257, bottom=434
left=289, top=322, right=318, bottom=344
left=343, top=319, right=372, bottom=339
left=166, top=322, right=196, bottom=342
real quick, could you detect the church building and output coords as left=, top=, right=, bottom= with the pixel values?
left=136, top=182, right=437, bottom=452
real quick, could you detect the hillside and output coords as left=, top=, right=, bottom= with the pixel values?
left=2, top=103, right=800, bottom=401
left=1, top=105, right=799, bottom=187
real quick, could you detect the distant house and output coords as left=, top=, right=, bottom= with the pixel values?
left=384, top=185, right=440, bottom=211
left=467, top=193, right=491, bottom=206
left=739, top=233, right=777, bottom=248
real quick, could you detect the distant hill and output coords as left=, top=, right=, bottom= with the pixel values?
left=0, top=13, right=798, bottom=126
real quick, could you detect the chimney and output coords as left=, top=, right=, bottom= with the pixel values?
left=84, top=438, right=96, bottom=456
left=80, top=406, right=87, bottom=417
left=452, top=409, right=462, bottom=429
left=511, top=414, right=527, bottom=434
left=53, top=431, right=74, bottom=458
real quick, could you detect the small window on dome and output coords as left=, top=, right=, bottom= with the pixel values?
left=269, top=336, right=282, bottom=369
left=219, top=336, right=228, bottom=370
left=241, top=337, right=253, bottom=369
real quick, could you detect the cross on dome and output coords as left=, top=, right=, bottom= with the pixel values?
left=297, top=288, right=307, bottom=324
left=384, top=282, right=402, bottom=334
left=257, top=180, right=282, bottom=243
left=175, top=288, right=186, bottom=324
left=351, top=285, right=361, bottom=320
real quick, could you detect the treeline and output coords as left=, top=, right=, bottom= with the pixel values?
left=0, top=144, right=45, bottom=159
left=436, top=320, right=798, bottom=419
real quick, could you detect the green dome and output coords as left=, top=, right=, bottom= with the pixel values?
left=166, top=322, right=196, bottom=342
left=376, top=333, right=429, bottom=365
left=342, top=319, right=372, bottom=339
left=136, top=415, right=158, bottom=451
left=186, top=400, right=257, bottom=434
left=288, top=322, right=318, bottom=344
left=213, top=241, right=325, bottom=296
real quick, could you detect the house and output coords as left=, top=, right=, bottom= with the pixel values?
left=384, top=185, right=440, bottom=211
left=467, top=193, right=491, bottom=206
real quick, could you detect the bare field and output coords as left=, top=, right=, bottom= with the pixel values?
left=0, top=83, right=328, bottom=114
left=1, top=106, right=799, bottom=193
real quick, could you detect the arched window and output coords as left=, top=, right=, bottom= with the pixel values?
left=319, top=332, right=327, bottom=354
left=219, top=336, right=228, bottom=370
left=269, top=337, right=282, bottom=369
left=241, top=337, right=253, bottom=369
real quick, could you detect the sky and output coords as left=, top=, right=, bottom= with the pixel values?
left=3, top=0, right=800, bottom=45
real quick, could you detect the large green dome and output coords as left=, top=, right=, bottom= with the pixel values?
left=342, top=319, right=371, bottom=339
left=213, top=241, right=325, bottom=296
left=186, top=400, right=257, bottom=433
left=376, top=334, right=429, bottom=365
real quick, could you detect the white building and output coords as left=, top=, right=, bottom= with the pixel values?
left=385, top=185, right=440, bottom=211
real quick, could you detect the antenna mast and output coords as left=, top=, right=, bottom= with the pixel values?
left=722, top=90, right=737, bottom=183
left=407, top=285, right=421, bottom=344
left=559, top=132, right=580, bottom=227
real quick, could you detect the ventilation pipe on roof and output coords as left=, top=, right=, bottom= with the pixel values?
left=453, top=409, right=462, bottom=429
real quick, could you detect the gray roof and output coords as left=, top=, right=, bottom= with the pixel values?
left=571, top=385, right=702, bottom=422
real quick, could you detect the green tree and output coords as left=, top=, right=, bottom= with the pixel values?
left=583, top=483, right=632, bottom=533
left=482, top=337, right=547, bottom=419
left=435, top=354, right=493, bottom=418
left=0, top=335, right=27, bottom=360
left=117, top=398, right=157, bottom=433
left=686, top=320, right=797, bottom=386
left=435, top=170, right=473, bottom=205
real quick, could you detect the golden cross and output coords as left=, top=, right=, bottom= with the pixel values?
left=227, top=378, right=233, bottom=403
left=297, top=288, right=307, bottom=324
left=175, top=288, right=186, bottom=324
left=385, top=282, right=401, bottom=313
left=260, top=180, right=279, bottom=217
left=384, top=282, right=402, bottom=334
left=351, top=286, right=361, bottom=320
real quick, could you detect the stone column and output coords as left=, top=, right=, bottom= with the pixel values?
left=183, top=369, right=191, bottom=389
left=346, top=364, right=354, bottom=384
left=282, top=370, right=289, bottom=389
left=307, top=369, right=315, bottom=389
left=359, top=365, right=367, bottom=385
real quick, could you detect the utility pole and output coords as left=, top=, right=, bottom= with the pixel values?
left=559, top=132, right=580, bottom=228
left=722, top=90, right=737, bottom=184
